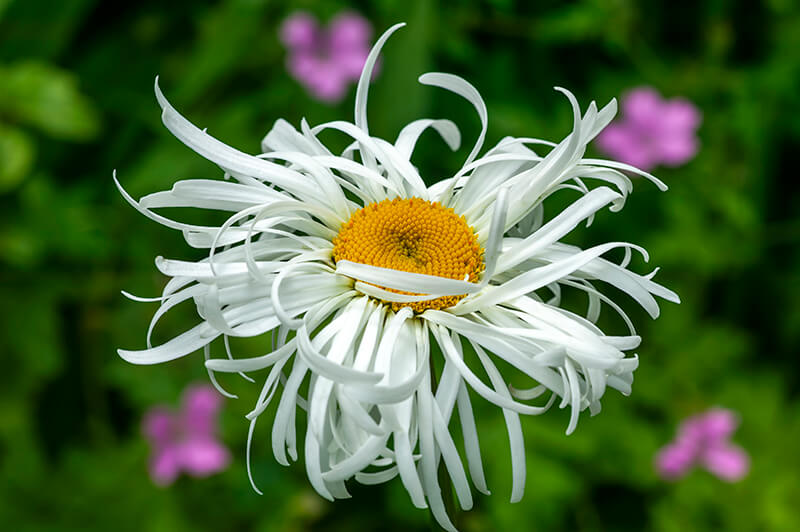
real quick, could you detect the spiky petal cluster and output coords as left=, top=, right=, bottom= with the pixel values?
left=117, top=23, right=678, bottom=531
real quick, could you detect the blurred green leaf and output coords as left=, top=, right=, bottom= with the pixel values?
left=0, top=61, right=100, bottom=140
left=0, top=123, right=33, bottom=191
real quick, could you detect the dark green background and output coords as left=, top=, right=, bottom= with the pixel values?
left=1, top=0, right=799, bottom=530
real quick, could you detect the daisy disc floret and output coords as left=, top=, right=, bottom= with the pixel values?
left=332, top=197, right=484, bottom=312
left=117, top=23, right=678, bottom=532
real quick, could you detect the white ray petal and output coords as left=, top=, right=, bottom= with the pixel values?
left=395, top=118, right=460, bottom=160
left=418, top=73, right=487, bottom=170
left=472, top=342, right=527, bottom=502
left=337, top=260, right=479, bottom=296
left=354, top=23, right=406, bottom=170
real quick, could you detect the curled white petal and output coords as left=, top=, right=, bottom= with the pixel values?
left=336, top=260, right=480, bottom=296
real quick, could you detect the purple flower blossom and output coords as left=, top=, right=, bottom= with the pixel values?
left=142, top=384, right=231, bottom=486
left=596, top=87, right=701, bottom=171
left=655, top=408, right=749, bottom=482
left=279, top=11, right=374, bottom=103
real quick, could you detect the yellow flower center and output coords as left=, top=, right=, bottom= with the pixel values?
left=332, top=197, right=484, bottom=312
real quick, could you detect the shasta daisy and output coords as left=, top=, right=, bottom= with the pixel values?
left=117, top=23, right=678, bottom=531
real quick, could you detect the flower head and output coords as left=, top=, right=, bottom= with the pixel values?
left=118, top=24, right=678, bottom=531
left=142, top=384, right=231, bottom=485
left=656, top=408, right=749, bottom=482
left=280, top=11, right=374, bottom=102
left=595, top=87, right=701, bottom=171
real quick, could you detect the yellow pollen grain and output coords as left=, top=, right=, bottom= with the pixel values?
left=332, top=197, right=484, bottom=312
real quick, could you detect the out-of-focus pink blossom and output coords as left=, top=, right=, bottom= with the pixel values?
left=596, top=87, right=701, bottom=171
left=655, top=408, right=749, bottom=482
left=142, top=384, right=230, bottom=486
left=279, top=11, right=374, bottom=103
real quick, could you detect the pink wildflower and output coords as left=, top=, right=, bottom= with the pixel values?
left=142, top=384, right=231, bottom=486
left=655, top=408, right=749, bottom=482
left=596, top=87, right=701, bottom=171
left=279, top=11, right=374, bottom=103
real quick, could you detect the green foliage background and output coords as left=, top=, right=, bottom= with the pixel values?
left=1, top=0, right=799, bottom=530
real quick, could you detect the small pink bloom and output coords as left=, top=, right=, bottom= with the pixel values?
left=142, top=384, right=231, bottom=486
left=596, top=87, right=701, bottom=171
left=655, top=408, right=749, bottom=482
left=279, top=11, right=375, bottom=103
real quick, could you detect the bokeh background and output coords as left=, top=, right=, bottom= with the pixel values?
left=1, top=0, right=799, bottom=530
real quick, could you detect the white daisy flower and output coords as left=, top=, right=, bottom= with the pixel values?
left=118, top=23, right=678, bottom=531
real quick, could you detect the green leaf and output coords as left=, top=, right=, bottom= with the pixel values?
left=0, top=61, right=100, bottom=140
left=0, top=124, right=33, bottom=191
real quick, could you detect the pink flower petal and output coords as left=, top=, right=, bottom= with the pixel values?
left=150, top=446, right=181, bottom=486
left=655, top=134, right=698, bottom=166
left=182, top=384, right=222, bottom=436
left=179, top=438, right=231, bottom=477
left=699, top=408, right=739, bottom=442
left=305, top=63, right=350, bottom=102
left=661, top=99, right=702, bottom=132
left=701, top=443, right=750, bottom=482
left=676, top=414, right=708, bottom=444
left=287, top=53, right=321, bottom=81
left=328, top=12, right=372, bottom=50
left=655, top=442, right=698, bottom=479
left=622, top=87, right=664, bottom=129
left=596, top=124, right=658, bottom=170
left=279, top=12, right=319, bottom=50
left=142, top=407, right=174, bottom=446
left=332, top=47, right=370, bottom=79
